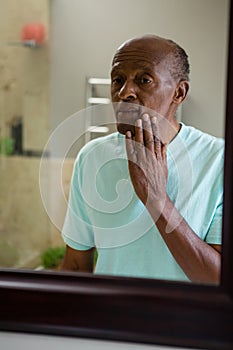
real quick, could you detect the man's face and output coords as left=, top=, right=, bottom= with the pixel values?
left=111, top=40, right=179, bottom=136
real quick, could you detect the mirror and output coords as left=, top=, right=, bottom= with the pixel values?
left=0, top=0, right=229, bottom=286
left=0, top=0, right=232, bottom=348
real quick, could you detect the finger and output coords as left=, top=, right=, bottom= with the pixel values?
left=161, top=143, right=168, bottom=180
left=125, top=131, right=137, bottom=163
left=134, top=118, right=146, bottom=161
left=161, top=143, right=168, bottom=161
left=142, top=113, right=154, bottom=152
left=134, top=118, right=143, bottom=143
left=151, top=116, right=161, bottom=158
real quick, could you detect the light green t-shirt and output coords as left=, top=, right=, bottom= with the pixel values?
left=62, top=123, right=224, bottom=281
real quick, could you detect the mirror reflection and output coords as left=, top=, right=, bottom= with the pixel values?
left=0, top=0, right=229, bottom=285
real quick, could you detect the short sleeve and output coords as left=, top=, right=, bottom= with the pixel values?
left=205, top=202, right=223, bottom=245
left=62, top=155, right=95, bottom=250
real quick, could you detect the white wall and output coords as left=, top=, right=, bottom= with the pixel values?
left=0, top=332, right=204, bottom=350
left=50, top=0, right=229, bottom=141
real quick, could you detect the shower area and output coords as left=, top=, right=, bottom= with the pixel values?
left=0, top=0, right=70, bottom=269
left=0, top=0, right=113, bottom=269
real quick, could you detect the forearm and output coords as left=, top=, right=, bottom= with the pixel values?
left=147, top=196, right=221, bottom=284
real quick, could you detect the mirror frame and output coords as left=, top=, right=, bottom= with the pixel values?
left=0, top=2, right=233, bottom=349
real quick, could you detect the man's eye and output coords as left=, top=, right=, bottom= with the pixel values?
left=140, top=76, right=152, bottom=84
left=112, top=77, right=123, bottom=85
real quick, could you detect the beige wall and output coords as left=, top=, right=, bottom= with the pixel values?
left=0, top=0, right=50, bottom=152
left=0, top=155, right=72, bottom=268
left=0, top=156, right=50, bottom=267
left=50, top=0, right=229, bottom=145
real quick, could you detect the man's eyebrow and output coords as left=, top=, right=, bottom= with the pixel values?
left=139, top=64, right=155, bottom=73
left=111, top=66, right=123, bottom=74
left=111, top=63, right=155, bottom=73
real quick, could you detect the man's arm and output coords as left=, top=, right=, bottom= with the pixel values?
left=125, top=114, right=221, bottom=284
left=60, top=245, right=95, bottom=272
left=150, top=195, right=221, bottom=284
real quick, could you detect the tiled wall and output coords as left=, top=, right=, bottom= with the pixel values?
left=0, top=0, right=50, bottom=152
left=0, top=155, right=74, bottom=268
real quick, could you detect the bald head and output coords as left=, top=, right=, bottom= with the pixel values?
left=112, top=34, right=190, bottom=82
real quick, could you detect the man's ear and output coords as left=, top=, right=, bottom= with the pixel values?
left=173, top=81, right=189, bottom=104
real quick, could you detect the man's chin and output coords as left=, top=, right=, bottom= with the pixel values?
left=117, top=123, right=135, bottom=136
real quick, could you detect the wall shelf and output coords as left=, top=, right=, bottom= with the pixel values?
left=85, top=77, right=112, bottom=142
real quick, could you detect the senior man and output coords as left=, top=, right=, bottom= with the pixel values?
left=61, top=35, right=223, bottom=284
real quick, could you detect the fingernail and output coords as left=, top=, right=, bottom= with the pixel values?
left=135, top=119, right=142, bottom=127
left=142, top=114, right=149, bottom=121
left=151, top=116, right=157, bottom=123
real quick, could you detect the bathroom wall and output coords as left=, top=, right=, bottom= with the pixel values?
left=0, top=156, right=50, bottom=267
left=0, top=0, right=50, bottom=152
left=50, top=0, right=229, bottom=142
left=0, top=155, right=73, bottom=267
left=46, top=0, right=230, bottom=263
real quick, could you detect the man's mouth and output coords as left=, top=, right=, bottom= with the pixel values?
left=116, top=105, right=141, bottom=120
left=113, top=103, right=142, bottom=135
left=116, top=104, right=141, bottom=114
left=117, top=107, right=140, bottom=113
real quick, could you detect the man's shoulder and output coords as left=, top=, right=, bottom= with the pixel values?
left=181, top=124, right=224, bottom=150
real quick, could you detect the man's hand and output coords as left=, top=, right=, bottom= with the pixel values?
left=125, top=114, right=168, bottom=215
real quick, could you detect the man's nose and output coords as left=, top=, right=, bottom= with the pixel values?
left=118, top=80, right=137, bottom=101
